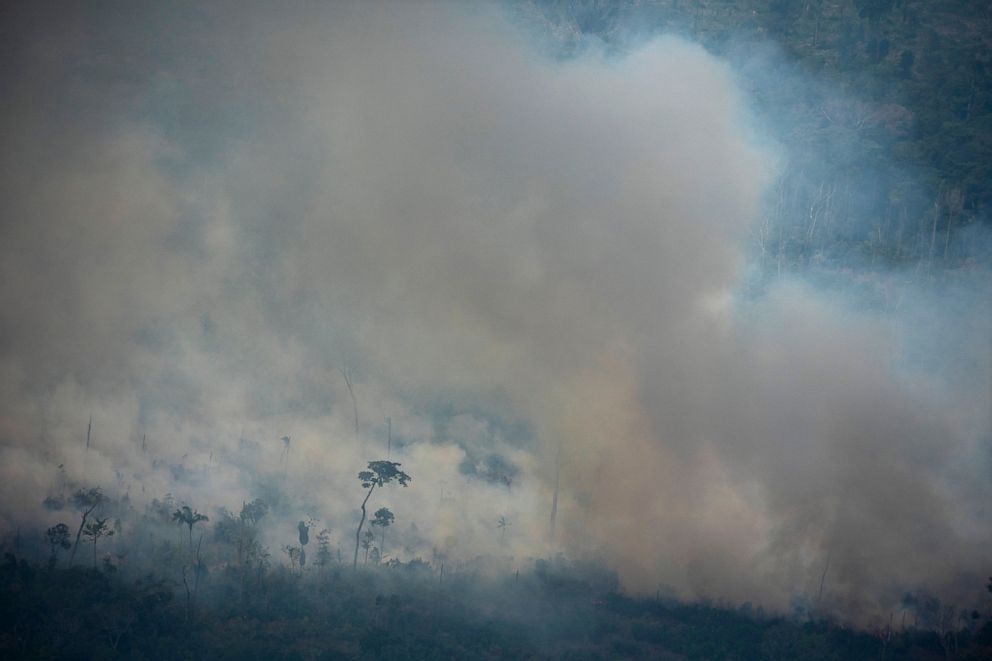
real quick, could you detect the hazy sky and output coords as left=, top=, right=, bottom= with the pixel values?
left=0, top=1, right=989, bottom=620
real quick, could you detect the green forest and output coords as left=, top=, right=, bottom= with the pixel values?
left=528, top=0, right=992, bottom=278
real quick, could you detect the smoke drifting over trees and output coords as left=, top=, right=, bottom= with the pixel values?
left=0, top=0, right=988, bottom=630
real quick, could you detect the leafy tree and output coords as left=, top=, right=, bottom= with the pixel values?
left=370, top=507, right=394, bottom=556
left=81, top=517, right=114, bottom=568
left=362, top=530, right=375, bottom=565
left=45, top=523, right=71, bottom=568
left=353, top=461, right=410, bottom=570
left=68, top=487, right=105, bottom=564
left=316, top=528, right=332, bottom=570
left=236, top=498, right=268, bottom=572
left=240, top=498, right=268, bottom=526
left=172, top=505, right=208, bottom=550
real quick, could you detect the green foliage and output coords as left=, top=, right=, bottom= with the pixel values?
left=529, top=0, right=992, bottom=272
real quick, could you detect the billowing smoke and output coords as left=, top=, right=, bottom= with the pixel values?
left=0, top=2, right=988, bottom=622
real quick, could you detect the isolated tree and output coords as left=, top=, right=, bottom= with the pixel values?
left=362, top=530, right=375, bottom=564
left=81, top=517, right=114, bottom=568
left=69, top=488, right=105, bottom=564
left=229, top=498, right=268, bottom=600
left=298, top=520, right=310, bottom=546
left=172, top=505, right=208, bottom=550
left=497, top=515, right=510, bottom=542
left=316, top=528, right=332, bottom=570
left=370, top=507, right=394, bottom=556
left=354, top=461, right=410, bottom=569
left=45, top=523, right=71, bottom=568
left=283, top=545, right=302, bottom=573
left=238, top=498, right=268, bottom=568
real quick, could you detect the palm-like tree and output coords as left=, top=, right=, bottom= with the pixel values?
left=497, top=515, right=510, bottom=541
left=172, top=505, right=208, bottom=549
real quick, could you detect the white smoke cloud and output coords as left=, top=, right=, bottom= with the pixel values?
left=0, top=2, right=987, bottom=622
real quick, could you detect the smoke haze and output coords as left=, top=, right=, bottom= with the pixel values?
left=0, top=1, right=988, bottom=621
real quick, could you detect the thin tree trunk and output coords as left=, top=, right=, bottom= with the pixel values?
left=549, top=440, right=562, bottom=542
left=928, top=190, right=941, bottom=278
left=194, top=532, right=204, bottom=602
left=354, top=484, right=375, bottom=569
left=182, top=565, right=191, bottom=622
left=69, top=504, right=97, bottom=564
left=340, top=368, right=359, bottom=434
left=817, top=551, right=831, bottom=606
left=944, top=208, right=954, bottom=262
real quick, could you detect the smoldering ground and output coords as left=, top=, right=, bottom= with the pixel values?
left=0, top=2, right=988, bottom=622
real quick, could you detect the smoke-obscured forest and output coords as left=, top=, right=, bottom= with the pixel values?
left=0, top=1, right=990, bottom=659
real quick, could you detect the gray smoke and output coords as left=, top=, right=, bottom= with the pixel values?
left=0, top=2, right=987, bottom=622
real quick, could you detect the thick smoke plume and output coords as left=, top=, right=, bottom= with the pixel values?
left=0, top=2, right=988, bottom=621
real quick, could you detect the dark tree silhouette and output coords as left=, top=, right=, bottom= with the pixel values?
left=81, top=517, right=114, bottom=568
left=497, top=515, right=510, bottom=542
left=361, top=529, right=375, bottom=564
left=69, top=488, right=105, bottom=564
left=172, top=505, right=208, bottom=550
left=353, top=461, right=410, bottom=570
left=45, top=523, right=71, bottom=567
left=297, top=518, right=313, bottom=568
left=371, top=507, right=394, bottom=556
left=315, top=528, right=332, bottom=570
